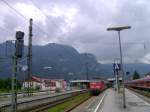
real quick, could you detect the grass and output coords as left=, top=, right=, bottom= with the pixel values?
left=0, top=89, right=23, bottom=93
left=0, top=89, right=11, bottom=93
left=48, top=92, right=91, bottom=112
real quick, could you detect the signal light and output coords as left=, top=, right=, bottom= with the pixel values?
left=15, top=31, right=24, bottom=58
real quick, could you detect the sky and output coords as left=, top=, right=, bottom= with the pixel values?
left=0, top=0, right=150, bottom=64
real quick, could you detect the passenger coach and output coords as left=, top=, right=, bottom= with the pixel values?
left=125, top=76, right=150, bottom=90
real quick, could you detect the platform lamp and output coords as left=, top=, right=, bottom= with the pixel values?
left=107, top=26, right=131, bottom=108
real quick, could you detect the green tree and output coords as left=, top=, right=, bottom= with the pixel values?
left=5, top=78, right=11, bottom=90
left=132, top=70, right=140, bottom=80
left=35, top=85, right=41, bottom=91
left=0, top=78, right=21, bottom=92
left=145, top=72, right=150, bottom=77
left=0, top=79, right=4, bottom=89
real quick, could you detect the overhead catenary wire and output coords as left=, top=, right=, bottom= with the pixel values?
left=0, top=26, right=14, bottom=34
left=30, top=0, right=68, bottom=39
left=30, top=0, right=69, bottom=39
left=1, top=0, right=28, bottom=21
left=30, top=0, right=59, bottom=29
left=1, top=0, right=50, bottom=37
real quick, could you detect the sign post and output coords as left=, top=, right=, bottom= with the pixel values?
left=113, top=63, right=120, bottom=92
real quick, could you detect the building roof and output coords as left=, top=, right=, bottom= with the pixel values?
left=70, top=80, right=104, bottom=83
left=70, top=80, right=91, bottom=83
left=129, top=75, right=150, bottom=83
left=26, top=76, right=65, bottom=83
left=32, top=76, right=42, bottom=83
left=107, top=78, right=122, bottom=81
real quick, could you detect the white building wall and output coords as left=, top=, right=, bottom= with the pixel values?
left=22, top=79, right=67, bottom=92
left=22, top=81, right=41, bottom=90
left=56, top=81, right=61, bottom=88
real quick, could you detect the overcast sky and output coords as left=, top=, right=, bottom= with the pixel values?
left=0, top=0, right=150, bottom=64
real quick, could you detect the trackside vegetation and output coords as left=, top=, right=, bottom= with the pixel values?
left=0, top=78, right=21, bottom=92
left=48, top=92, right=91, bottom=112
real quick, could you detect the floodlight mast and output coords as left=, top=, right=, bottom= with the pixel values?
left=107, top=26, right=131, bottom=108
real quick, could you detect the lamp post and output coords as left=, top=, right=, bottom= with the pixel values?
left=107, top=26, right=131, bottom=108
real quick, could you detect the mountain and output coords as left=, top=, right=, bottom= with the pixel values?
left=31, top=43, right=106, bottom=80
left=0, top=42, right=150, bottom=80
left=0, top=43, right=105, bottom=80
left=97, top=63, right=150, bottom=79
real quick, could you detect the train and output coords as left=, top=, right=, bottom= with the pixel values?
left=89, top=80, right=106, bottom=95
left=125, top=76, right=150, bottom=91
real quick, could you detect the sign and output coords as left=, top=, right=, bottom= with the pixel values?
left=113, top=63, right=121, bottom=71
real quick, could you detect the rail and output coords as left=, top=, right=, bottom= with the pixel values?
left=0, top=89, right=88, bottom=112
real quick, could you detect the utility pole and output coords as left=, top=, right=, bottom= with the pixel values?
left=27, top=18, right=33, bottom=96
left=86, top=62, right=89, bottom=80
left=85, top=53, right=89, bottom=80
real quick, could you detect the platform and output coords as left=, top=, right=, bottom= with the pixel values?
left=99, top=88, right=150, bottom=112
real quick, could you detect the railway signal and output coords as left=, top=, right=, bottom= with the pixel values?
left=15, top=31, right=24, bottom=58
left=12, top=31, right=25, bottom=112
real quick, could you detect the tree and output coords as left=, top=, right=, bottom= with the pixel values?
left=4, top=78, right=11, bottom=90
left=0, top=78, right=21, bottom=92
left=132, top=70, right=140, bottom=80
left=145, top=72, right=150, bottom=77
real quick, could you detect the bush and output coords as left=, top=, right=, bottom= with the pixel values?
left=55, top=88, right=61, bottom=93
left=0, top=78, right=21, bottom=92
left=35, top=85, right=41, bottom=91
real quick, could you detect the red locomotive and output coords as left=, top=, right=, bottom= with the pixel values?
left=125, top=76, right=150, bottom=90
left=89, top=80, right=106, bottom=95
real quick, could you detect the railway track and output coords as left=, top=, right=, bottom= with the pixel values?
left=0, top=89, right=88, bottom=112
left=70, top=89, right=107, bottom=112
left=22, top=95, right=76, bottom=112
left=127, top=87, right=150, bottom=97
left=22, top=90, right=90, bottom=112
left=127, top=87, right=150, bottom=105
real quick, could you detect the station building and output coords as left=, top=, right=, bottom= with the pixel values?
left=70, top=80, right=91, bottom=89
left=22, top=76, right=67, bottom=92
left=107, top=77, right=122, bottom=87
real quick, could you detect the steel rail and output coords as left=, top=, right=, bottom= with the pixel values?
left=0, top=89, right=87, bottom=112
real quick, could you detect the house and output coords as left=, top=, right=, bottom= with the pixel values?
left=22, top=76, right=67, bottom=92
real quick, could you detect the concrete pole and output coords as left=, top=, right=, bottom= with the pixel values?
left=118, top=31, right=126, bottom=108
left=85, top=53, right=89, bottom=80
left=115, top=70, right=118, bottom=91
left=116, top=69, right=120, bottom=92
left=86, top=62, right=89, bottom=80
left=27, top=18, right=33, bottom=96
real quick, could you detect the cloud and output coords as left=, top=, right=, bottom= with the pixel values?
left=141, top=53, right=150, bottom=64
left=0, top=0, right=150, bottom=63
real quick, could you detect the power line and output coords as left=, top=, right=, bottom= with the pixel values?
left=0, top=25, right=14, bottom=35
left=1, top=0, right=50, bottom=36
left=1, top=0, right=28, bottom=21
left=30, top=0, right=59, bottom=29
left=30, top=0, right=69, bottom=39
